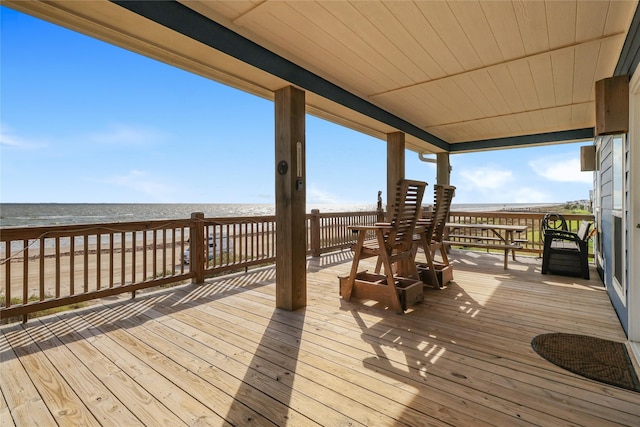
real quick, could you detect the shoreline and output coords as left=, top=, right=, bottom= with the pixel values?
left=0, top=202, right=588, bottom=228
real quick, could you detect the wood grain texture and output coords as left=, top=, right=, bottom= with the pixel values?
left=2, top=250, right=638, bottom=426
left=4, top=0, right=635, bottom=149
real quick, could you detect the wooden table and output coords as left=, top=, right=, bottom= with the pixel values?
left=444, top=223, right=528, bottom=269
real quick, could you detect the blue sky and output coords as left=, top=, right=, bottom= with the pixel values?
left=1, top=7, right=593, bottom=206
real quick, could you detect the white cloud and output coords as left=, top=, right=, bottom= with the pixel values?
left=0, top=124, right=47, bottom=149
left=509, top=187, right=549, bottom=203
left=529, top=154, right=592, bottom=183
left=454, top=165, right=555, bottom=203
left=88, top=124, right=166, bottom=145
left=102, top=170, right=178, bottom=202
left=459, top=166, right=513, bottom=190
left=307, top=185, right=343, bottom=204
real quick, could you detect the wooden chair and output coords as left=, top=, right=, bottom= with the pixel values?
left=415, top=184, right=456, bottom=288
left=542, top=220, right=592, bottom=279
left=342, top=179, right=427, bottom=313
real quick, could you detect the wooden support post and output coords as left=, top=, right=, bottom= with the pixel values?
left=275, top=86, right=306, bottom=311
left=386, top=132, right=405, bottom=219
left=190, top=212, right=205, bottom=284
left=436, top=153, right=451, bottom=186
left=310, top=209, right=321, bottom=257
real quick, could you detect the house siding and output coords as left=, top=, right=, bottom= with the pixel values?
left=597, top=134, right=629, bottom=334
left=624, top=141, right=630, bottom=296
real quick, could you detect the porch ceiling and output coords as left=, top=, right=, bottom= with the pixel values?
left=5, top=0, right=639, bottom=153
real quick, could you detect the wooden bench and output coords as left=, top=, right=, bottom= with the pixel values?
left=445, top=240, right=522, bottom=250
left=443, top=239, right=523, bottom=269
left=444, top=222, right=529, bottom=269
left=448, top=234, right=528, bottom=244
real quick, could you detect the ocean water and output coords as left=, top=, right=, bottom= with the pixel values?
left=0, top=202, right=559, bottom=228
left=0, top=203, right=376, bottom=228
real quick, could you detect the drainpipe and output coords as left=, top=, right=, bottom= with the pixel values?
left=418, top=152, right=437, bottom=164
left=419, top=152, right=451, bottom=185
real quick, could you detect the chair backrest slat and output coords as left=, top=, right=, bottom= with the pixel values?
left=425, top=184, right=456, bottom=243
left=577, top=221, right=591, bottom=241
left=389, top=179, right=427, bottom=251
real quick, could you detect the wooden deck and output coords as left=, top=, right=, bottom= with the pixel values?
left=2, top=250, right=639, bottom=426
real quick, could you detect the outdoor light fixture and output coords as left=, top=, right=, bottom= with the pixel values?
left=296, top=141, right=302, bottom=178
left=580, top=145, right=597, bottom=171
left=296, top=141, right=303, bottom=190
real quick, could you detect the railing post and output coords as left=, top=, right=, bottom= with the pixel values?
left=310, top=209, right=321, bottom=257
left=191, top=212, right=205, bottom=284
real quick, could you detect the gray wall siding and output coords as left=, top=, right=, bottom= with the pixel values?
left=598, top=134, right=629, bottom=334
left=624, top=144, right=630, bottom=294
left=600, top=135, right=613, bottom=285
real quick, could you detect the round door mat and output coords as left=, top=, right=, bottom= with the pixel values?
left=531, top=333, right=640, bottom=392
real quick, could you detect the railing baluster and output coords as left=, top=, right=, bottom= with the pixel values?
left=96, top=233, right=101, bottom=290
left=143, top=230, right=148, bottom=280
left=39, top=237, right=45, bottom=301
left=23, top=240, right=28, bottom=305
left=171, top=228, right=176, bottom=275
left=109, top=234, right=114, bottom=288
left=70, top=237, right=75, bottom=295
left=121, top=232, right=126, bottom=286
left=162, top=229, right=167, bottom=277
left=4, top=242, right=11, bottom=306
left=84, top=235, right=89, bottom=293
left=241, top=223, right=245, bottom=263
left=55, top=237, right=61, bottom=298
left=233, top=224, right=244, bottom=264
left=256, top=222, right=260, bottom=260
left=252, top=222, right=256, bottom=261
left=132, top=231, right=137, bottom=284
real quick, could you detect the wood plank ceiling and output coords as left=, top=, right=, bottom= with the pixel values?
left=5, top=1, right=639, bottom=153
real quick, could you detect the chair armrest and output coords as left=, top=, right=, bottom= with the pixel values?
left=348, top=224, right=393, bottom=232
left=544, top=229, right=581, bottom=242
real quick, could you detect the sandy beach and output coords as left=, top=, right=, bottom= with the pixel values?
left=1, top=230, right=267, bottom=305
left=1, top=241, right=191, bottom=303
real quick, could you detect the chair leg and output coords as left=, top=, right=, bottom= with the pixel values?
left=541, top=252, right=549, bottom=274
left=343, top=231, right=367, bottom=301
left=437, top=243, right=450, bottom=266
left=420, top=234, right=439, bottom=288
left=376, top=231, right=403, bottom=314
left=580, top=254, right=590, bottom=280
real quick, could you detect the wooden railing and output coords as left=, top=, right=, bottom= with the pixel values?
left=1, top=209, right=593, bottom=321
left=199, top=213, right=278, bottom=277
left=307, top=209, right=381, bottom=256
left=0, top=210, right=378, bottom=321
left=1, top=220, right=194, bottom=321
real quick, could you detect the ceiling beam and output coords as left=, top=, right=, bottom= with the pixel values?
left=615, top=2, right=640, bottom=77
left=110, top=0, right=450, bottom=151
left=448, top=128, right=595, bottom=153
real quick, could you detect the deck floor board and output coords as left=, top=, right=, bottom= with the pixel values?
left=2, top=250, right=639, bottom=426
